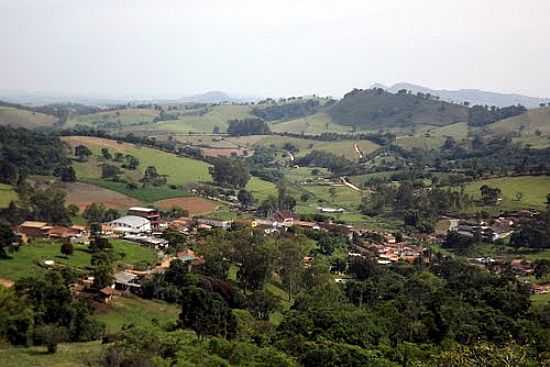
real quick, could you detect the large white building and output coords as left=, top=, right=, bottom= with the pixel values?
left=109, top=215, right=151, bottom=234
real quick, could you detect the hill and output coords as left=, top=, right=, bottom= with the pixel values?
left=62, top=136, right=212, bottom=201
left=328, top=88, right=468, bottom=130
left=374, top=82, right=550, bottom=108
left=0, top=106, right=57, bottom=128
left=178, top=91, right=245, bottom=103
left=486, top=107, right=550, bottom=136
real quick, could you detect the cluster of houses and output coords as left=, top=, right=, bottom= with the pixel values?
left=352, top=232, right=429, bottom=265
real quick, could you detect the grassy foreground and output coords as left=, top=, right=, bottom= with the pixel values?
left=0, top=240, right=157, bottom=281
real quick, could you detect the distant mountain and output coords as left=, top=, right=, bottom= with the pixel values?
left=328, top=88, right=468, bottom=129
left=177, top=91, right=251, bottom=104
left=372, top=83, right=549, bottom=109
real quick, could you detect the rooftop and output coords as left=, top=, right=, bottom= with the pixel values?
left=110, top=215, right=151, bottom=227
left=20, top=221, right=49, bottom=228
left=128, top=207, right=157, bottom=213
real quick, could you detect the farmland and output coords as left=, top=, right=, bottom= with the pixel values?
left=0, top=239, right=158, bottom=281
left=0, top=106, right=57, bottom=129
left=0, top=183, right=17, bottom=208
left=65, top=108, right=159, bottom=128
left=62, top=136, right=212, bottom=201
left=63, top=182, right=141, bottom=211
left=0, top=341, right=102, bottom=367
left=154, top=196, right=219, bottom=215
left=463, top=175, right=550, bottom=210
left=270, top=112, right=353, bottom=134
left=94, top=295, right=180, bottom=334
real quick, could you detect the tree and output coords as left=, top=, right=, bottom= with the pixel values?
left=0, top=286, right=33, bottom=345
left=74, top=145, right=92, bottom=161
left=212, top=126, right=221, bottom=134
left=92, top=263, right=113, bottom=290
left=277, top=236, right=313, bottom=300
left=101, top=148, right=112, bottom=160
left=34, top=324, right=68, bottom=354
left=67, top=204, right=79, bottom=217
left=237, top=189, right=254, bottom=208
left=534, top=259, right=550, bottom=279
left=0, top=160, right=18, bottom=184
left=28, top=188, right=71, bottom=225
left=515, top=191, right=524, bottom=202
left=328, top=187, right=337, bottom=200
left=247, top=290, right=279, bottom=321
left=178, top=287, right=237, bottom=339
left=83, top=203, right=106, bottom=223
left=480, top=185, right=501, bottom=205
left=101, top=164, right=121, bottom=179
left=209, top=158, right=250, bottom=189
left=60, top=242, right=74, bottom=256
left=300, top=192, right=313, bottom=202
left=0, top=223, right=17, bottom=259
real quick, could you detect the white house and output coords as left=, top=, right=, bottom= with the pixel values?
left=109, top=215, right=151, bottom=234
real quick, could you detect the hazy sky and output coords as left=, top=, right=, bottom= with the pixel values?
left=1, top=0, right=549, bottom=99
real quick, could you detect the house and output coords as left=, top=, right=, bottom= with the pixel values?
left=109, top=216, right=152, bottom=234
left=197, top=218, right=233, bottom=230
left=98, top=287, right=114, bottom=304
left=318, top=207, right=345, bottom=214
left=16, top=221, right=49, bottom=238
left=113, top=271, right=141, bottom=291
left=127, top=207, right=161, bottom=230
left=273, top=210, right=295, bottom=226
left=169, top=217, right=194, bottom=233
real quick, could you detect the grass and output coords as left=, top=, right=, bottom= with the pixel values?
left=0, top=341, right=103, bottom=367
left=65, top=108, right=159, bottom=128
left=0, top=106, right=57, bottom=129
left=62, top=136, right=211, bottom=201
left=270, top=112, right=353, bottom=135
left=0, top=239, right=157, bottom=281
left=232, top=135, right=379, bottom=161
left=531, top=293, right=550, bottom=307
left=396, top=122, right=470, bottom=150
left=463, top=176, right=550, bottom=211
left=94, top=295, right=180, bottom=334
left=246, top=177, right=278, bottom=202
left=0, top=183, right=17, bottom=208
left=154, top=105, right=253, bottom=134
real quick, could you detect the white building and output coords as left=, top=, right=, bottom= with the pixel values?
left=109, top=215, right=151, bottom=234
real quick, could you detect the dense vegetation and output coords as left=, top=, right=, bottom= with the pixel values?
left=227, top=118, right=271, bottom=136
left=252, top=99, right=322, bottom=121
left=468, top=104, right=527, bottom=126
left=0, top=126, right=70, bottom=184
left=328, top=88, right=468, bottom=129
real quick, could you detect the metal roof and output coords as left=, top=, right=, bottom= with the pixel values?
left=110, top=215, right=150, bottom=227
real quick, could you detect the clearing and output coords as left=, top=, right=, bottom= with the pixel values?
left=0, top=239, right=157, bottom=281
left=463, top=175, right=550, bottom=211
left=0, top=106, right=57, bottom=129
left=0, top=183, right=17, bottom=208
left=154, top=196, right=219, bottom=215
left=63, top=182, right=141, bottom=210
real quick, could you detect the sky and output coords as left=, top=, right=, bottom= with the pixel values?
left=1, top=0, right=549, bottom=100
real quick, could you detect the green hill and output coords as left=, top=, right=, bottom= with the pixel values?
left=328, top=88, right=468, bottom=130
left=485, top=107, right=550, bottom=148
left=0, top=106, right=57, bottom=129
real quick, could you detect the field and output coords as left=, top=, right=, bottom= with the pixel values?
left=154, top=196, right=219, bottom=215
left=463, top=175, right=550, bottom=210
left=0, top=183, right=17, bottom=208
left=0, top=341, right=102, bottom=367
left=0, top=106, right=57, bottom=129
left=396, top=122, right=470, bottom=150
left=225, top=134, right=380, bottom=161
left=246, top=177, right=278, bottom=202
left=487, top=107, right=550, bottom=137
left=62, top=136, right=212, bottom=201
left=153, top=104, right=253, bottom=134
left=65, top=108, right=159, bottom=128
left=0, top=239, right=157, bottom=281
left=63, top=182, right=141, bottom=210
left=270, top=112, right=354, bottom=134
left=94, top=295, right=180, bottom=334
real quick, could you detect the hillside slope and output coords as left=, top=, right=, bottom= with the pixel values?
left=328, top=88, right=468, bottom=130
left=375, top=82, right=549, bottom=108
left=0, top=106, right=57, bottom=128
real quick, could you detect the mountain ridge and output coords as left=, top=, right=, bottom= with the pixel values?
left=372, top=82, right=549, bottom=108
